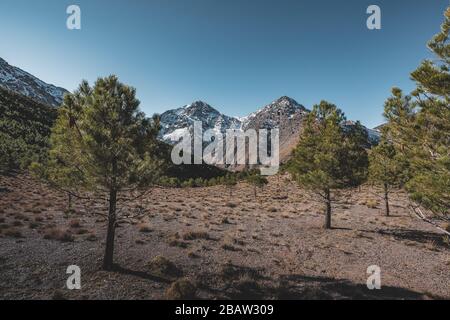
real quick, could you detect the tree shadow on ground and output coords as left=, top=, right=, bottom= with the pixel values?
left=198, top=265, right=438, bottom=300
left=0, top=187, right=9, bottom=193
left=370, top=228, right=449, bottom=250
left=113, top=265, right=172, bottom=284
left=275, top=274, right=432, bottom=300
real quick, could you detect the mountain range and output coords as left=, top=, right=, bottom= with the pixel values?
left=0, top=57, right=380, bottom=165
left=0, top=58, right=67, bottom=107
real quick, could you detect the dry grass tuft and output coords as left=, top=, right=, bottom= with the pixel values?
left=43, top=228, right=74, bottom=242
left=85, top=233, right=98, bottom=242
left=4, top=228, right=23, bottom=238
left=164, top=279, right=196, bottom=300
left=365, top=199, right=379, bottom=209
left=69, top=219, right=82, bottom=228
left=138, top=223, right=153, bottom=233
left=225, top=202, right=237, bottom=208
left=148, top=256, right=182, bottom=279
left=183, top=231, right=210, bottom=241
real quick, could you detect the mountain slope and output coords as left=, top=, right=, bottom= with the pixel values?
left=159, top=101, right=241, bottom=143
left=158, top=96, right=380, bottom=166
left=0, top=86, right=58, bottom=170
left=0, top=58, right=67, bottom=107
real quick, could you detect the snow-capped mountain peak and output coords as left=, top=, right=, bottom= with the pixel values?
left=159, top=100, right=242, bottom=143
left=241, top=96, right=307, bottom=130
left=0, top=57, right=67, bottom=107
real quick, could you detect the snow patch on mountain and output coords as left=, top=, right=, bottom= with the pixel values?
left=159, top=101, right=242, bottom=143
left=0, top=57, right=68, bottom=107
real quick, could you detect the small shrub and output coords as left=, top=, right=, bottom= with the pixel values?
left=51, top=290, right=67, bottom=300
left=183, top=231, right=210, bottom=241
left=4, top=228, right=23, bottom=238
left=138, top=223, right=153, bottom=233
left=75, top=228, right=89, bottom=235
left=69, top=219, right=81, bottom=228
left=85, top=233, right=97, bottom=242
left=225, top=202, right=237, bottom=208
left=28, top=222, right=40, bottom=229
left=222, top=243, right=240, bottom=251
left=187, top=251, right=200, bottom=259
left=221, top=217, right=230, bottom=224
left=164, top=279, right=196, bottom=300
left=148, top=256, right=182, bottom=279
left=444, top=223, right=450, bottom=233
left=365, top=199, right=379, bottom=209
left=168, top=239, right=189, bottom=248
left=12, top=220, right=23, bottom=227
left=43, top=228, right=74, bottom=242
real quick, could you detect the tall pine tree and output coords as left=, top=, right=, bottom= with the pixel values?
left=288, top=101, right=368, bottom=229
left=383, top=8, right=449, bottom=221
left=368, top=139, right=405, bottom=216
left=35, top=76, right=165, bottom=270
left=406, top=7, right=450, bottom=218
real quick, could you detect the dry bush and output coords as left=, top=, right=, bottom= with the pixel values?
left=74, top=228, right=89, bottom=235
left=221, top=243, right=241, bottom=251
left=444, top=223, right=450, bottom=233
left=85, top=233, right=97, bottom=242
left=365, top=199, right=379, bottom=209
left=187, top=251, right=200, bottom=259
left=28, top=222, right=40, bottom=229
left=14, top=213, right=27, bottom=220
left=138, top=223, right=153, bottom=233
left=43, top=228, right=74, bottom=242
left=164, top=279, right=196, bottom=300
left=168, top=237, right=189, bottom=248
left=148, top=256, right=182, bottom=279
left=4, top=228, right=23, bottom=238
left=69, top=219, right=82, bottom=228
left=182, top=231, right=210, bottom=241
left=221, top=217, right=231, bottom=224
left=225, top=202, right=237, bottom=208
left=12, top=220, right=23, bottom=227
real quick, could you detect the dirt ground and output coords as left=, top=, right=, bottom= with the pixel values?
left=0, top=173, right=449, bottom=300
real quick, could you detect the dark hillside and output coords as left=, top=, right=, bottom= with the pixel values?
left=0, top=87, right=57, bottom=170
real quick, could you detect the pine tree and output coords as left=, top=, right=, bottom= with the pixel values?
left=246, top=171, right=268, bottom=199
left=368, top=139, right=405, bottom=216
left=34, top=76, right=165, bottom=270
left=224, top=174, right=237, bottom=196
left=288, top=101, right=368, bottom=229
left=406, top=8, right=450, bottom=218
left=383, top=8, right=449, bottom=220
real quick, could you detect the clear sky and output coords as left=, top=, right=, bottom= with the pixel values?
left=0, top=0, right=448, bottom=128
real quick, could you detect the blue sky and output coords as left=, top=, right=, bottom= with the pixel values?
left=0, top=0, right=448, bottom=128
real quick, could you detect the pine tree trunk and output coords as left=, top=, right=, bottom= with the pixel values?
left=384, top=183, right=390, bottom=217
left=324, top=189, right=332, bottom=229
left=68, top=193, right=72, bottom=211
left=103, top=188, right=117, bottom=271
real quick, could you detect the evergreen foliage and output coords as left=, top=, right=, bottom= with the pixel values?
left=0, top=86, right=57, bottom=171
left=288, top=101, right=368, bottom=229
left=33, top=76, right=166, bottom=270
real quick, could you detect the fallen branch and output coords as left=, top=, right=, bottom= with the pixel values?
left=408, top=203, right=450, bottom=236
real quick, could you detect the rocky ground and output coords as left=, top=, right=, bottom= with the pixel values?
left=0, top=173, right=448, bottom=300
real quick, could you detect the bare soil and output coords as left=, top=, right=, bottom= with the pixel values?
left=0, top=173, right=448, bottom=300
